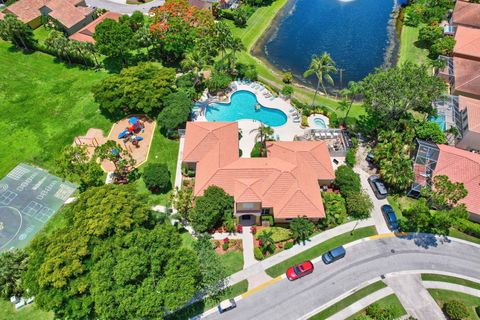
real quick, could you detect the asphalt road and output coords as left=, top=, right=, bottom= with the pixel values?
left=204, top=235, right=480, bottom=320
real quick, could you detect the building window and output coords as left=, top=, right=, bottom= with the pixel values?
left=261, top=208, right=271, bottom=215
left=285, top=218, right=293, bottom=222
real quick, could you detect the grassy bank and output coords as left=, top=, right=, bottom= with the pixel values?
left=345, top=294, right=406, bottom=320
left=428, top=289, right=480, bottom=320
left=0, top=41, right=112, bottom=178
left=0, top=300, right=53, bottom=320
left=265, top=226, right=377, bottom=277
left=309, top=281, right=387, bottom=320
left=226, top=1, right=365, bottom=120
left=422, top=274, right=480, bottom=291
left=398, top=23, right=429, bottom=65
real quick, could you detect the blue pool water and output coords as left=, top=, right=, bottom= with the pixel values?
left=314, top=118, right=327, bottom=129
left=206, top=91, right=288, bottom=127
left=264, top=0, right=398, bottom=87
left=429, top=114, right=446, bottom=132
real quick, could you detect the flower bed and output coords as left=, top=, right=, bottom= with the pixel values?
left=213, top=238, right=243, bottom=255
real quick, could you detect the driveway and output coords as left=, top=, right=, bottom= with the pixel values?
left=203, top=235, right=480, bottom=320
left=85, top=0, right=164, bottom=14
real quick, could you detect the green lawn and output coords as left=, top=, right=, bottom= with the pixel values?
left=449, top=228, right=480, bottom=245
left=398, top=24, right=429, bottom=65
left=134, top=130, right=179, bottom=206
left=0, top=41, right=112, bottom=178
left=309, top=281, right=387, bottom=320
left=428, top=289, right=480, bottom=320
left=166, top=280, right=248, bottom=320
left=265, top=226, right=377, bottom=277
left=0, top=300, right=53, bottom=320
left=219, top=251, right=244, bottom=275
left=33, top=25, right=51, bottom=44
left=345, top=294, right=407, bottom=320
left=226, top=2, right=365, bottom=121
left=422, top=274, right=480, bottom=291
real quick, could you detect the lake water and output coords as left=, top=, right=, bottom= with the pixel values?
left=263, top=0, right=399, bottom=89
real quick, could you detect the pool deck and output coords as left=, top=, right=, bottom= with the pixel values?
left=194, top=83, right=304, bottom=157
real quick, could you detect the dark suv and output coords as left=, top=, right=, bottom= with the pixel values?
left=322, top=246, right=346, bottom=264
left=368, top=175, right=388, bottom=199
left=381, top=205, right=399, bottom=231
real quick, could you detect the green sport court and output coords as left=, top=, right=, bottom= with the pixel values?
left=0, top=163, right=77, bottom=251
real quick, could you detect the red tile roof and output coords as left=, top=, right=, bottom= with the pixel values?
left=453, top=57, right=480, bottom=99
left=452, top=0, right=480, bottom=29
left=454, top=26, right=480, bottom=61
left=5, top=0, right=92, bottom=28
left=0, top=11, right=5, bottom=20
left=435, top=144, right=480, bottom=217
left=459, top=96, right=480, bottom=133
left=183, top=122, right=335, bottom=219
left=69, top=11, right=122, bottom=43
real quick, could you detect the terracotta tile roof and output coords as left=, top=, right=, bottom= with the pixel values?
left=0, top=11, right=5, bottom=19
left=459, top=96, right=480, bottom=133
left=452, top=1, right=480, bottom=29
left=454, top=26, right=480, bottom=61
left=453, top=57, right=480, bottom=99
left=183, top=122, right=335, bottom=219
left=435, top=144, right=480, bottom=217
left=5, top=0, right=92, bottom=28
left=69, top=11, right=122, bottom=43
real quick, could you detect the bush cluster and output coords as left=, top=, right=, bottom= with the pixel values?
left=254, top=247, right=264, bottom=260
left=256, top=227, right=292, bottom=243
left=444, top=300, right=468, bottom=320
left=143, top=163, right=171, bottom=193
left=284, top=242, right=294, bottom=250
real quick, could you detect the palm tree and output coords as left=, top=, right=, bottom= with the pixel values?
left=303, top=52, right=337, bottom=105
left=257, top=230, right=275, bottom=255
left=229, top=37, right=245, bottom=70
left=250, top=124, right=274, bottom=157
left=339, top=81, right=361, bottom=125
left=181, top=49, right=207, bottom=85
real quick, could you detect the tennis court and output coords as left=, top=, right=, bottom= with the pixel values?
left=0, top=163, right=77, bottom=251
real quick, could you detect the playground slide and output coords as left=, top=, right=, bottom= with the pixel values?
left=118, top=129, right=129, bottom=139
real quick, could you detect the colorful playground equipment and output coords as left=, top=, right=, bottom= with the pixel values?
left=118, top=117, right=145, bottom=147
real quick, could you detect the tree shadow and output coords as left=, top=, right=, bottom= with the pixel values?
left=397, top=232, right=451, bottom=249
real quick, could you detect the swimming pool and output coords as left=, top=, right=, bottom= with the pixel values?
left=313, top=118, right=327, bottom=129
left=206, top=91, right=287, bottom=127
left=429, top=114, right=446, bottom=132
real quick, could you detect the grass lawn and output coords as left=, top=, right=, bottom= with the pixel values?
left=265, top=226, right=377, bottom=278
left=428, top=289, right=480, bottom=320
left=0, top=300, right=53, bottom=320
left=345, top=294, right=407, bottom=320
left=226, top=2, right=365, bottom=122
left=166, top=280, right=248, bottom=320
left=309, top=281, right=387, bottom=320
left=33, top=26, right=51, bottom=44
left=134, top=130, right=179, bottom=206
left=449, top=228, right=480, bottom=245
left=0, top=41, right=112, bottom=178
left=398, top=24, right=429, bottom=65
left=422, top=274, right=480, bottom=291
left=219, top=250, right=244, bottom=276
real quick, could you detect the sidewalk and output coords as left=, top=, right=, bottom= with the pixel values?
left=383, top=274, right=446, bottom=320
left=226, top=218, right=375, bottom=287
left=423, top=281, right=480, bottom=297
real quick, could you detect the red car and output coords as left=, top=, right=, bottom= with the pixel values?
left=286, top=260, right=314, bottom=281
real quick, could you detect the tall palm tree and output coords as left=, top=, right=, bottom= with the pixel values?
left=303, top=52, right=337, bottom=106
left=180, top=49, right=207, bottom=84
left=229, top=37, right=245, bottom=70
left=339, top=81, right=361, bottom=125
left=250, top=124, right=274, bottom=157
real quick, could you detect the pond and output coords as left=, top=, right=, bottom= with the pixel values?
left=262, top=0, right=400, bottom=89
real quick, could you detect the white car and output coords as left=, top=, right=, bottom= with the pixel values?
left=218, top=299, right=237, bottom=314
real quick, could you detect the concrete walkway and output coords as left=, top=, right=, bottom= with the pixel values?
left=383, top=274, right=446, bottom=320
left=226, top=218, right=375, bottom=287
left=423, top=281, right=480, bottom=297
left=241, top=227, right=256, bottom=269
left=174, top=136, right=185, bottom=191
left=326, top=287, right=395, bottom=320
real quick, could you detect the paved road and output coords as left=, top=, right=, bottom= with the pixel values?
left=86, top=0, right=164, bottom=14
left=204, top=235, right=480, bottom=320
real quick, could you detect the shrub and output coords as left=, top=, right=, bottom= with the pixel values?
left=142, top=163, right=171, bottom=193
left=282, top=71, right=293, bottom=83
left=206, top=72, right=232, bottom=94
left=328, top=111, right=339, bottom=128
left=301, top=115, right=309, bottom=127
left=222, top=243, right=229, bottom=251
left=475, top=305, right=480, bottom=317
left=281, top=85, right=294, bottom=97
left=256, top=227, right=292, bottom=243
left=321, top=192, right=347, bottom=228
left=254, top=247, right=264, bottom=260
left=366, top=303, right=395, bottom=320
left=335, top=165, right=361, bottom=197
left=444, top=300, right=468, bottom=320
left=236, top=224, right=243, bottom=233
left=345, top=149, right=356, bottom=167
left=453, top=219, right=480, bottom=238
left=250, top=226, right=257, bottom=234
left=284, top=242, right=294, bottom=250
left=261, top=215, right=274, bottom=226
left=213, top=240, right=220, bottom=248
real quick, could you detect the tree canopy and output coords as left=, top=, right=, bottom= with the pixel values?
left=0, top=13, right=37, bottom=51
left=93, top=62, right=176, bottom=116
left=24, top=185, right=201, bottom=319
left=189, top=186, right=234, bottom=233
left=157, top=91, right=193, bottom=133
left=321, top=192, right=347, bottom=228
left=415, top=120, right=447, bottom=144
left=143, top=163, right=171, bottom=193
left=290, top=217, right=315, bottom=244
left=360, top=63, right=446, bottom=131
left=0, top=249, right=28, bottom=300
left=335, top=165, right=361, bottom=197
left=421, top=175, right=468, bottom=209
left=94, top=18, right=135, bottom=65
